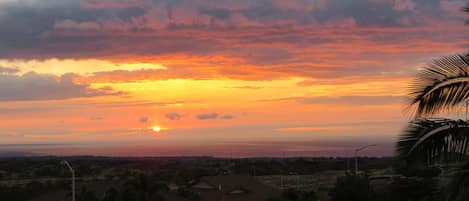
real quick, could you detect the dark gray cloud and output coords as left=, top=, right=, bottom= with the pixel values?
left=0, top=72, right=122, bottom=101
left=199, top=7, right=233, bottom=20
left=220, top=114, right=235, bottom=119
left=139, top=116, right=149, bottom=123
left=0, top=0, right=147, bottom=59
left=90, top=116, right=104, bottom=120
left=311, top=0, right=406, bottom=27
left=197, top=113, right=219, bottom=120
left=0, top=0, right=465, bottom=82
left=0, top=0, right=462, bottom=59
left=165, top=112, right=184, bottom=120
left=0, top=66, right=19, bottom=74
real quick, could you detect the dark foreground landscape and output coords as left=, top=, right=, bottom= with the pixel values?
left=0, top=156, right=456, bottom=201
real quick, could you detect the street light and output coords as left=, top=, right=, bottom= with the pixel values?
left=61, top=160, right=75, bottom=201
left=354, top=144, right=376, bottom=173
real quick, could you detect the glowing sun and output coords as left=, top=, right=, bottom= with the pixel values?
left=152, top=126, right=161, bottom=133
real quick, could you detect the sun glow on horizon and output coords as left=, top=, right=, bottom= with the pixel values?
left=152, top=126, right=162, bottom=133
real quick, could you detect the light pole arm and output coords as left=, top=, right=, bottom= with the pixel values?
left=354, top=144, right=377, bottom=173
left=355, top=144, right=377, bottom=152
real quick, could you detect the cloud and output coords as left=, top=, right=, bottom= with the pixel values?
left=227, top=86, right=263, bottom=90
left=262, top=96, right=404, bottom=105
left=220, top=114, right=236, bottom=119
left=139, top=116, right=149, bottom=123
left=0, top=72, right=122, bottom=101
left=0, top=66, right=19, bottom=74
left=165, top=112, right=184, bottom=120
left=197, top=113, right=219, bottom=120
left=296, top=76, right=409, bottom=86
left=90, top=116, right=104, bottom=120
left=440, top=0, right=467, bottom=17
left=392, top=0, right=416, bottom=11
left=0, top=0, right=466, bottom=82
left=299, top=96, right=403, bottom=105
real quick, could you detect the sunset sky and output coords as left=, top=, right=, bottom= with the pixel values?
left=0, top=0, right=468, bottom=157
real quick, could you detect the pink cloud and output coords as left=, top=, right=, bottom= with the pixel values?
left=392, top=0, right=416, bottom=11
left=440, top=0, right=467, bottom=17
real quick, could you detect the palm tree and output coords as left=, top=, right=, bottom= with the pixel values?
left=397, top=54, right=469, bottom=200
left=407, top=54, right=469, bottom=117
left=395, top=3, right=469, bottom=200
left=398, top=118, right=469, bottom=164
left=466, top=5, right=469, bottom=24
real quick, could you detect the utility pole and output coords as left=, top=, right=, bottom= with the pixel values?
left=61, top=160, right=75, bottom=201
left=354, top=144, right=376, bottom=173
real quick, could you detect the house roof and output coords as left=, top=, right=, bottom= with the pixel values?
left=190, top=174, right=280, bottom=201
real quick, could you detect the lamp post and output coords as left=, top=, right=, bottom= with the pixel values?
left=354, top=144, right=376, bottom=173
left=61, top=160, right=75, bottom=201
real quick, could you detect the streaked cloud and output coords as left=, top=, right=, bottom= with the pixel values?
left=0, top=72, right=122, bottom=101
left=262, top=96, right=404, bottom=105
left=220, top=114, right=236, bottom=120
left=165, top=112, right=185, bottom=120
left=90, top=116, right=104, bottom=121
left=0, top=66, right=19, bottom=74
left=197, top=113, right=219, bottom=120
left=139, top=116, right=149, bottom=123
left=0, top=0, right=465, bottom=81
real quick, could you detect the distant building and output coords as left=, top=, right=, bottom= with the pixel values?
left=190, top=174, right=280, bottom=201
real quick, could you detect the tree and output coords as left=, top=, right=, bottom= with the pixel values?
left=329, top=173, right=373, bottom=201
left=397, top=54, right=469, bottom=200
left=266, top=189, right=318, bottom=201
left=406, top=54, right=469, bottom=117
left=390, top=177, right=439, bottom=201
left=122, top=174, right=168, bottom=201
left=398, top=54, right=469, bottom=161
left=102, top=187, right=122, bottom=201
left=76, top=186, right=99, bottom=201
left=466, top=5, right=469, bottom=23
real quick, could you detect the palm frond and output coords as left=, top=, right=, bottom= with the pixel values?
left=407, top=54, right=469, bottom=117
left=397, top=119, right=469, bottom=164
left=447, top=161, right=469, bottom=201
left=464, top=5, right=469, bottom=24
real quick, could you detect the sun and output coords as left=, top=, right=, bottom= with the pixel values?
left=152, top=126, right=161, bottom=133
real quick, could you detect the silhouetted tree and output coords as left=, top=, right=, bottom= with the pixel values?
left=390, top=178, right=439, bottom=201
left=329, top=173, right=373, bottom=201
left=266, top=189, right=318, bottom=201
left=445, top=162, right=469, bottom=201
left=102, top=187, right=122, bottom=201
left=122, top=174, right=168, bottom=201
left=76, top=186, right=99, bottom=201
left=396, top=22, right=469, bottom=198
left=466, top=4, right=469, bottom=23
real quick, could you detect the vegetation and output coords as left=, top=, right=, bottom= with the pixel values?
left=329, top=173, right=373, bottom=201
left=0, top=157, right=394, bottom=201
left=389, top=178, right=439, bottom=201
left=121, top=174, right=168, bottom=201
left=397, top=24, right=469, bottom=201
left=0, top=181, right=66, bottom=201
left=266, top=189, right=319, bottom=201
